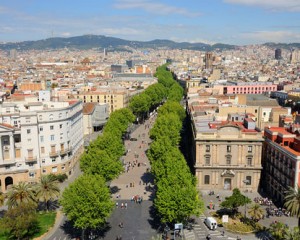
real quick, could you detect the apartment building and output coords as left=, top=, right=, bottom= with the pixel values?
left=75, top=87, right=130, bottom=113
left=189, top=114, right=264, bottom=191
left=0, top=100, right=84, bottom=192
left=262, top=126, right=300, bottom=205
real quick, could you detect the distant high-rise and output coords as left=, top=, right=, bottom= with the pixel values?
left=205, top=52, right=213, bottom=69
left=290, top=49, right=300, bottom=63
left=275, top=48, right=282, bottom=60
left=9, top=49, right=17, bottom=59
left=103, top=48, right=107, bottom=57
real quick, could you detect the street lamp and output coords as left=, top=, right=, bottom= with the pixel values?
left=243, top=179, right=250, bottom=218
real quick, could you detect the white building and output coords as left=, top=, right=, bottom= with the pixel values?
left=0, top=100, right=84, bottom=192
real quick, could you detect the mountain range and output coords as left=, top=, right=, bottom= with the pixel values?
left=0, top=35, right=235, bottom=51
left=0, top=35, right=299, bottom=51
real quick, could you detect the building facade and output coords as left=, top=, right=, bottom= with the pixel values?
left=0, top=100, right=84, bottom=192
left=262, top=126, right=300, bottom=205
left=190, top=116, right=264, bottom=191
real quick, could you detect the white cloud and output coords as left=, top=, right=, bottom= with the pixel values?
left=113, top=0, right=201, bottom=17
left=224, top=0, right=300, bottom=12
left=240, top=30, right=300, bottom=43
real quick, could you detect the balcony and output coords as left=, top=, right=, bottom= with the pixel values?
left=60, top=147, right=72, bottom=156
left=49, top=151, right=60, bottom=157
left=25, top=156, right=37, bottom=162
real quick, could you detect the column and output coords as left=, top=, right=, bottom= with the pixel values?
left=9, top=134, right=14, bottom=161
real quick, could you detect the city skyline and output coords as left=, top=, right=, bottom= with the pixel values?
left=0, top=0, right=300, bottom=45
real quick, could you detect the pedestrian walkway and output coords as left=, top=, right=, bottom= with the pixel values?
left=110, top=115, right=156, bottom=201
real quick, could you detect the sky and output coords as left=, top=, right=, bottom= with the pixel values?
left=0, top=0, right=300, bottom=45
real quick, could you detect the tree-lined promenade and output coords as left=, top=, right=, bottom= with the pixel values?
left=0, top=64, right=205, bottom=239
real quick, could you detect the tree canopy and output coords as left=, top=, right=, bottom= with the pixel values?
left=60, top=174, right=114, bottom=230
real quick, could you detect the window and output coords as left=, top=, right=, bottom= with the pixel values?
left=227, top=145, right=231, bottom=153
left=59, top=113, right=62, bottom=118
left=49, top=114, right=54, bottom=120
left=263, top=112, right=266, bottom=116
left=40, top=127, right=43, bottom=132
left=39, top=115, right=43, bottom=121
left=42, top=159, right=45, bottom=164
left=205, top=156, right=210, bottom=165
left=40, top=136, right=44, bottom=142
left=41, top=147, right=45, bottom=154
left=52, top=167, right=57, bottom=173
left=42, top=169, right=46, bottom=173
left=247, top=157, right=252, bottom=166
left=28, top=163, right=34, bottom=167
left=245, top=176, right=252, bottom=185
left=61, top=164, right=65, bottom=170
left=50, top=125, right=54, bottom=130
left=26, top=117, right=30, bottom=123
left=27, top=129, right=31, bottom=134
left=255, top=109, right=258, bottom=113
left=226, top=156, right=231, bottom=165
left=52, top=158, right=56, bottom=163
left=204, top=175, right=210, bottom=184
left=206, top=145, right=210, bottom=152
left=248, top=146, right=253, bottom=153
left=50, top=135, right=55, bottom=141
left=60, top=124, right=63, bottom=129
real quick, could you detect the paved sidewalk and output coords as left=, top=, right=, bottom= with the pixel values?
left=110, top=116, right=156, bottom=201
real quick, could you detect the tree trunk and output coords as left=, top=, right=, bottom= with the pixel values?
left=298, top=217, right=300, bottom=228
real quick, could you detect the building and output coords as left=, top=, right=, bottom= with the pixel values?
left=275, top=48, right=282, bottom=60
left=82, top=102, right=109, bottom=135
left=205, top=52, right=213, bottom=69
left=0, top=100, right=84, bottom=192
left=290, top=49, right=300, bottom=63
left=189, top=115, right=264, bottom=191
left=262, top=126, right=300, bottom=205
left=75, top=87, right=130, bottom=113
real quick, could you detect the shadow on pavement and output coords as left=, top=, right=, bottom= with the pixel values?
left=148, top=205, right=161, bottom=231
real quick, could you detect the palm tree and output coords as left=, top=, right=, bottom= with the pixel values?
left=7, top=182, right=36, bottom=208
left=284, top=227, right=300, bottom=240
left=284, top=185, right=300, bottom=227
left=269, top=222, right=288, bottom=240
left=248, top=203, right=264, bottom=221
left=35, top=174, right=60, bottom=211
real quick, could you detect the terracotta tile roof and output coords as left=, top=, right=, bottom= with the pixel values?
left=82, top=102, right=96, bottom=115
left=0, top=123, right=14, bottom=129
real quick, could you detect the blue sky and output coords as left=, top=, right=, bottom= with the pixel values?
left=0, top=0, right=300, bottom=45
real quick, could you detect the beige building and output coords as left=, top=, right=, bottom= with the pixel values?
left=190, top=115, right=264, bottom=191
left=74, top=87, right=130, bottom=113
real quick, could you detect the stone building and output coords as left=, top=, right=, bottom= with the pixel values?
left=190, top=116, right=264, bottom=191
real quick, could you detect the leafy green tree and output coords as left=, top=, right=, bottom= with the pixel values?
left=150, top=114, right=182, bottom=146
left=147, top=137, right=175, bottom=164
left=284, top=185, right=300, bottom=227
left=158, top=101, right=185, bottom=121
left=284, top=227, right=300, bottom=240
left=7, top=182, right=37, bottom=209
left=269, top=222, right=288, bottom=240
left=168, top=83, right=183, bottom=102
left=220, top=188, right=251, bottom=218
left=2, top=202, right=39, bottom=240
left=80, top=148, right=123, bottom=182
left=35, top=174, right=60, bottom=211
left=248, top=203, right=264, bottom=221
left=129, top=94, right=151, bottom=122
left=155, top=172, right=203, bottom=223
left=89, top=132, right=124, bottom=161
left=60, top=174, right=114, bottom=238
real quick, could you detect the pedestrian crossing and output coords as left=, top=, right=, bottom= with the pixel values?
left=183, top=214, right=240, bottom=240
